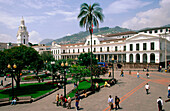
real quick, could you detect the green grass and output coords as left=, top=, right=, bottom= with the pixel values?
left=0, top=82, right=57, bottom=99
left=67, top=79, right=109, bottom=98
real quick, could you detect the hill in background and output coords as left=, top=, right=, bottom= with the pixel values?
left=41, top=26, right=132, bottom=45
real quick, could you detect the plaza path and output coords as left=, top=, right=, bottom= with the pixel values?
left=0, top=71, right=170, bottom=111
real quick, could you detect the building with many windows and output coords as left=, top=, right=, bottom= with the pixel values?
left=51, top=27, right=170, bottom=68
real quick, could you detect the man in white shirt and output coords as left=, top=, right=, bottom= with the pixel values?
left=108, top=95, right=113, bottom=110
left=157, top=97, right=163, bottom=111
left=145, top=83, right=150, bottom=94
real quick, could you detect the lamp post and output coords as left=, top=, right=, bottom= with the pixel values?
left=51, top=61, right=55, bottom=87
left=112, top=57, right=114, bottom=80
left=7, top=64, right=17, bottom=99
left=61, top=61, right=68, bottom=98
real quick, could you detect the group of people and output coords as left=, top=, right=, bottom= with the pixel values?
left=56, top=93, right=71, bottom=109
left=108, top=95, right=120, bottom=110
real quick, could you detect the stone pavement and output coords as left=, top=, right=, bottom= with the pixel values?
left=0, top=71, right=170, bottom=111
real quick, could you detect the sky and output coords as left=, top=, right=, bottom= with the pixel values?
left=0, top=0, right=170, bottom=44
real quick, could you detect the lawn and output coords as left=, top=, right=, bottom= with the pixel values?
left=67, top=79, right=109, bottom=98
left=0, top=82, right=57, bottom=100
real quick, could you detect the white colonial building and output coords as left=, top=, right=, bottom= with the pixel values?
left=51, top=27, right=170, bottom=68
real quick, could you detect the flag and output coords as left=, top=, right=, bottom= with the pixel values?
left=91, top=24, right=93, bottom=34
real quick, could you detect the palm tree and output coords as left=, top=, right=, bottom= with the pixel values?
left=77, top=3, right=104, bottom=86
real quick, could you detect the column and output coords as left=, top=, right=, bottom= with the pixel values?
left=104, top=54, right=105, bottom=62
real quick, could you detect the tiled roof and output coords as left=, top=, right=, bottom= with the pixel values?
left=104, top=31, right=137, bottom=37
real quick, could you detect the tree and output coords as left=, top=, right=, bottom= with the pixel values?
left=78, top=3, right=104, bottom=86
left=40, top=51, right=55, bottom=63
left=0, top=51, right=7, bottom=74
left=78, top=52, right=98, bottom=66
left=4, top=45, right=43, bottom=89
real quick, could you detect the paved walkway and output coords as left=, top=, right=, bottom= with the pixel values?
left=0, top=71, right=170, bottom=111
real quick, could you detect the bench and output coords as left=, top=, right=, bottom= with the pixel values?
left=0, top=98, right=10, bottom=105
left=17, top=96, right=32, bottom=104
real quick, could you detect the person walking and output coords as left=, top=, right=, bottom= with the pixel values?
left=56, top=93, right=59, bottom=106
left=1, top=80, right=3, bottom=86
left=120, top=69, right=124, bottom=77
left=137, top=71, right=140, bottom=78
left=146, top=73, right=149, bottom=78
left=67, top=96, right=71, bottom=109
left=157, top=97, right=163, bottom=111
left=115, top=96, right=120, bottom=110
left=60, top=94, right=63, bottom=106
left=168, top=84, right=170, bottom=98
left=108, top=95, right=113, bottom=110
left=145, top=83, right=150, bottom=94
left=75, top=96, right=80, bottom=111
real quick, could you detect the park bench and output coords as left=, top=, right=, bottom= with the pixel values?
left=17, top=96, right=32, bottom=104
left=0, top=98, right=10, bottom=105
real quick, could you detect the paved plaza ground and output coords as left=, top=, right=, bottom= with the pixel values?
left=0, top=70, right=170, bottom=111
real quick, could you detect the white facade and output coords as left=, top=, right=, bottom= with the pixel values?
left=51, top=27, right=170, bottom=67
left=17, top=17, right=29, bottom=45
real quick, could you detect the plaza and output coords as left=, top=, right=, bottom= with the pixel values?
left=0, top=70, right=169, bottom=111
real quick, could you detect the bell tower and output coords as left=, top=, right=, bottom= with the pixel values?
left=17, top=17, right=29, bottom=45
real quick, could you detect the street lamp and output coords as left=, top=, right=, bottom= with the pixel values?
left=61, top=61, right=68, bottom=99
left=51, top=61, right=55, bottom=87
left=112, top=57, right=114, bottom=80
left=7, top=64, right=17, bottom=99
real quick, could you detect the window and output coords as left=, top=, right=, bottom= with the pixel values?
left=149, top=31, right=152, bottom=34
left=136, top=43, right=139, bottom=51
left=143, top=43, right=147, bottom=50
left=124, top=46, right=126, bottom=51
left=160, top=29, right=163, bottom=33
left=58, top=50, right=59, bottom=54
left=93, top=48, right=96, bottom=52
left=155, top=30, right=158, bottom=33
left=78, top=49, right=79, bottom=53
left=63, top=50, right=65, bottom=54
left=115, top=46, right=117, bottom=51
left=107, top=47, right=109, bottom=52
left=100, top=47, right=102, bottom=52
left=144, top=31, right=147, bottom=33
left=73, top=49, right=75, bottom=53
left=83, top=49, right=85, bottom=52
left=94, top=40, right=96, bottom=45
left=88, top=48, right=90, bottom=52
left=87, top=41, right=90, bottom=45
left=160, top=43, right=162, bottom=50
left=151, top=42, right=154, bottom=50
left=23, top=39, right=25, bottom=44
left=130, top=44, right=133, bottom=51
left=166, top=28, right=168, bottom=32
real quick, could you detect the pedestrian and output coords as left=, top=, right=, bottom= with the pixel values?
left=145, top=83, right=150, bottom=94
left=60, top=94, right=63, bottom=106
left=56, top=93, right=59, bottom=106
left=137, top=71, right=140, bottom=78
left=1, top=80, right=3, bottom=86
left=108, top=95, right=113, bottom=110
left=157, top=97, right=163, bottom=111
left=120, top=69, right=124, bottom=77
left=115, top=96, right=120, bottom=110
left=67, top=96, right=71, bottom=109
left=168, top=84, right=170, bottom=98
left=4, top=75, right=6, bottom=81
left=146, top=73, right=149, bottom=78
left=75, top=96, right=80, bottom=111
left=109, top=71, right=111, bottom=77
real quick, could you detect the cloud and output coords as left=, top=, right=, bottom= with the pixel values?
left=45, top=9, right=78, bottom=21
left=122, top=0, right=170, bottom=30
left=0, top=34, right=16, bottom=43
left=29, top=31, right=43, bottom=44
left=21, top=0, right=64, bottom=9
left=0, top=11, right=47, bottom=29
left=105, top=0, right=151, bottom=14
